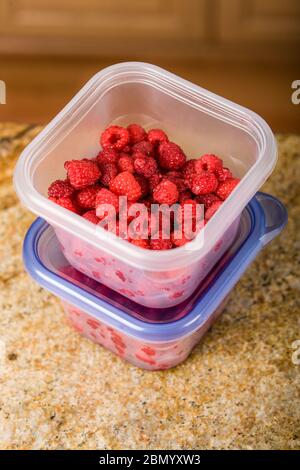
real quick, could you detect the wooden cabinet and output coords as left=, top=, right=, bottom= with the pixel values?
left=0, top=0, right=299, bottom=60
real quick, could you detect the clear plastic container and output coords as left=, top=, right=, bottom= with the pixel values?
left=15, top=62, right=277, bottom=308
left=23, top=193, right=287, bottom=370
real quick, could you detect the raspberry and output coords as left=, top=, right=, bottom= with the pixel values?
left=205, top=201, right=223, bottom=220
left=190, top=172, right=218, bottom=195
left=195, top=154, right=223, bottom=173
left=158, top=141, right=186, bottom=170
left=216, top=178, right=240, bottom=200
left=110, top=171, right=142, bottom=202
left=153, top=180, right=179, bottom=205
left=96, top=188, right=119, bottom=214
left=82, top=210, right=100, bottom=224
left=127, top=123, right=147, bottom=144
left=64, top=159, right=101, bottom=190
left=147, top=129, right=168, bottom=146
left=100, top=163, right=118, bottom=187
left=162, top=172, right=187, bottom=193
left=150, top=232, right=173, bottom=250
left=100, top=125, right=129, bottom=151
left=195, top=193, right=221, bottom=210
left=215, top=167, right=233, bottom=182
left=132, top=140, right=154, bottom=157
left=48, top=179, right=74, bottom=198
left=134, top=155, right=157, bottom=178
left=76, top=184, right=100, bottom=209
left=171, top=231, right=189, bottom=247
left=48, top=196, right=79, bottom=213
left=97, top=148, right=118, bottom=165
left=118, top=154, right=134, bottom=173
left=135, top=175, right=149, bottom=198
left=182, top=160, right=196, bottom=180
left=148, top=172, right=162, bottom=192
left=130, top=239, right=150, bottom=249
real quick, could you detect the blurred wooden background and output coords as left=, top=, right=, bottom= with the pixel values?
left=0, top=0, right=299, bottom=131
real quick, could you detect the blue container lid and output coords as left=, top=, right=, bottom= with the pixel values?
left=23, top=193, right=287, bottom=342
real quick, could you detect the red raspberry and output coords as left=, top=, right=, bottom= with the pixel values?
left=195, top=154, right=223, bottom=173
left=162, top=172, right=187, bottom=193
left=48, top=196, right=79, bottom=213
left=147, top=129, right=168, bottom=146
left=134, top=155, right=157, bottom=178
left=153, top=180, right=179, bottom=205
left=171, top=231, right=189, bottom=247
left=48, top=179, right=74, bottom=198
left=118, top=154, right=134, bottom=173
left=64, top=159, right=101, bottom=190
left=190, top=172, right=218, bottom=195
left=75, top=184, right=100, bottom=209
left=216, top=178, right=240, bottom=200
left=135, top=175, right=149, bottom=198
left=127, top=123, right=147, bottom=144
left=148, top=172, right=163, bottom=192
left=100, top=125, right=129, bottom=151
left=195, top=193, right=221, bottom=210
left=132, top=140, right=154, bottom=157
left=82, top=210, right=100, bottom=224
left=110, top=171, right=142, bottom=202
left=205, top=201, right=223, bottom=220
left=182, top=160, right=196, bottom=179
left=158, top=141, right=186, bottom=170
left=150, top=232, right=173, bottom=250
left=96, top=188, right=119, bottom=214
left=100, top=163, right=118, bottom=187
left=130, top=239, right=150, bottom=249
left=215, top=167, right=233, bottom=182
left=97, top=148, right=118, bottom=165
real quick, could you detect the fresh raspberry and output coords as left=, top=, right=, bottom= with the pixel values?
left=64, top=159, right=101, bottom=190
left=48, top=196, right=79, bottom=213
left=96, top=188, right=119, bottom=214
left=175, top=199, right=203, bottom=236
left=190, top=172, right=218, bottom=195
left=162, top=172, right=187, bottom=193
left=205, top=201, right=223, bottom=220
left=147, top=129, right=168, bottom=146
left=150, top=232, right=173, bottom=250
left=48, top=179, right=74, bottom=198
left=118, top=154, right=134, bottom=173
left=100, top=125, right=129, bottom=151
left=122, top=145, right=131, bottom=154
left=158, top=141, right=186, bottom=170
left=127, top=123, right=147, bottom=144
left=110, top=171, right=142, bottom=202
left=100, top=163, right=118, bottom=187
left=215, top=167, right=233, bottom=182
left=75, top=184, right=100, bottom=209
left=134, top=155, right=157, bottom=178
left=148, top=172, right=163, bottom=192
left=132, top=140, right=154, bottom=157
left=153, top=180, right=179, bottom=205
left=130, top=239, right=150, bottom=249
left=97, top=148, right=118, bottom=165
left=182, top=160, right=196, bottom=179
left=135, top=175, right=149, bottom=198
left=82, top=210, right=100, bottom=224
left=195, top=193, right=221, bottom=210
left=195, top=154, right=223, bottom=173
left=171, top=231, right=189, bottom=247
left=216, top=178, right=240, bottom=200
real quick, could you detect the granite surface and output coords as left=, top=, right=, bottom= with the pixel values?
left=0, top=123, right=299, bottom=450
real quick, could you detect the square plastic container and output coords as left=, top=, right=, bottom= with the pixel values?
left=15, top=62, right=277, bottom=308
left=23, top=193, right=287, bottom=370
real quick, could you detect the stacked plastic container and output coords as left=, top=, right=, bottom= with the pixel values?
left=15, top=63, right=287, bottom=369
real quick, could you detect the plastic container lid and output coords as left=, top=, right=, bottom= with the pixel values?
left=23, top=193, right=287, bottom=342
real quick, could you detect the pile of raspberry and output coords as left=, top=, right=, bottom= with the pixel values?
left=48, top=124, right=240, bottom=250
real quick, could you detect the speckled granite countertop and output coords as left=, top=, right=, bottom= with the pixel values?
left=0, top=123, right=299, bottom=450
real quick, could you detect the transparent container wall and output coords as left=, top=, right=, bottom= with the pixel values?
left=63, top=297, right=230, bottom=370
left=33, top=81, right=259, bottom=195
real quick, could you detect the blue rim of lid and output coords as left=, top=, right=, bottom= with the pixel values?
left=22, top=192, right=287, bottom=342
